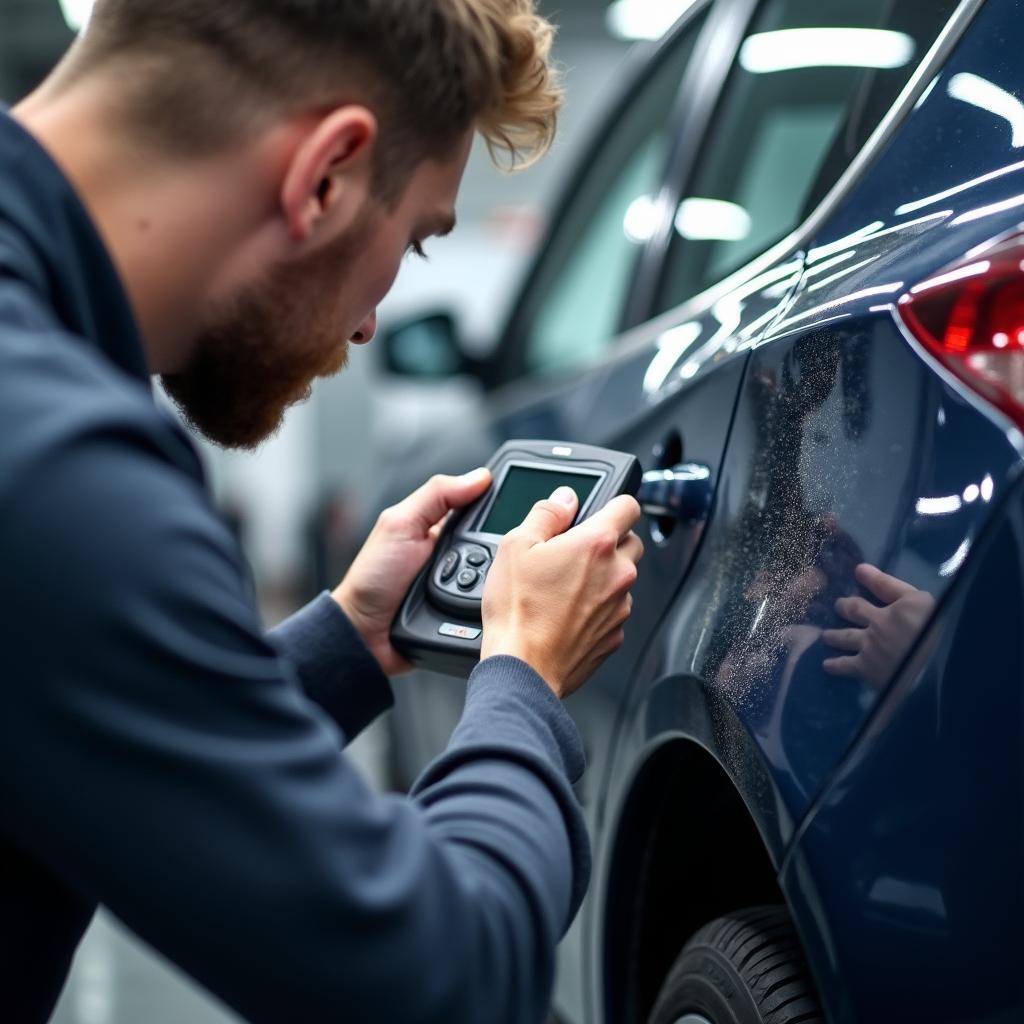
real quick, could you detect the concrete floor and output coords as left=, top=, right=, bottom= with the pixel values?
left=50, top=911, right=242, bottom=1024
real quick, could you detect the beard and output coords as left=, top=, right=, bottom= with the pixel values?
left=161, top=213, right=370, bottom=450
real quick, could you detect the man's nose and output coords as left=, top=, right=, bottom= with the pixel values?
left=351, top=311, right=377, bottom=345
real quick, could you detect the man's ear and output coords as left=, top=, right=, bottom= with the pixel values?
left=280, top=106, right=378, bottom=243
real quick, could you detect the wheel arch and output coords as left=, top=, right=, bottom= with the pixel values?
left=599, top=736, right=785, bottom=1024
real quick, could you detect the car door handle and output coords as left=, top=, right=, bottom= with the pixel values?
left=638, top=463, right=713, bottom=523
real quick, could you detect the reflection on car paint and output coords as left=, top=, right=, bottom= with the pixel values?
left=946, top=72, right=1024, bottom=147
left=641, top=258, right=802, bottom=396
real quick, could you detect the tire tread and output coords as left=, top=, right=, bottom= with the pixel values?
left=648, top=905, right=825, bottom=1024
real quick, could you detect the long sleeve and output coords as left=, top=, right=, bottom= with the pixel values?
left=0, top=416, right=590, bottom=1024
left=266, top=592, right=394, bottom=744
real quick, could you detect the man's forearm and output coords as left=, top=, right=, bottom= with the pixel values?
left=266, top=591, right=393, bottom=743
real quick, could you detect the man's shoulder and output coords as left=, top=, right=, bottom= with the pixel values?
left=0, top=312, right=246, bottom=625
left=0, top=294, right=202, bottom=495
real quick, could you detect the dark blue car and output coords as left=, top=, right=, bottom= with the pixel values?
left=379, top=0, right=1024, bottom=1020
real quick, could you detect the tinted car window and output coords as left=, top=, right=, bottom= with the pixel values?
left=655, top=0, right=962, bottom=314
left=519, top=9, right=707, bottom=377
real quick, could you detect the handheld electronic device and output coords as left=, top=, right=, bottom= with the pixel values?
left=391, top=440, right=642, bottom=677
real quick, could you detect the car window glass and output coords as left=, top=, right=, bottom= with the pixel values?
left=655, top=0, right=962, bottom=314
left=520, top=10, right=707, bottom=377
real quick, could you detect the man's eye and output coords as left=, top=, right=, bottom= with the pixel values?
left=407, top=241, right=429, bottom=261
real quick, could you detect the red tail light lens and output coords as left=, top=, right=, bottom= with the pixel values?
left=897, top=232, right=1024, bottom=430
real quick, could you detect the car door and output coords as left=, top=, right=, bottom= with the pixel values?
left=385, top=1, right=718, bottom=792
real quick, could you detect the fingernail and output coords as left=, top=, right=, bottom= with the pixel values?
left=460, top=468, right=489, bottom=484
left=551, top=487, right=577, bottom=507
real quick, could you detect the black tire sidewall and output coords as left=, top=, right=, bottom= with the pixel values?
left=649, top=944, right=764, bottom=1024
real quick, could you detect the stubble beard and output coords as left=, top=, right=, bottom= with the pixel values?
left=161, top=217, right=368, bottom=451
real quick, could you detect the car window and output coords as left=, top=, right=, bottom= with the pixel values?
left=518, top=9, right=708, bottom=377
left=654, top=0, right=962, bottom=315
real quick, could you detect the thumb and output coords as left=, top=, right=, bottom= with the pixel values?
left=394, top=468, right=492, bottom=536
left=513, top=486, right=579, bottom=545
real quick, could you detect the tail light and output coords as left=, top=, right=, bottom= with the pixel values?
left=897, top=231, right=1024, bottom=430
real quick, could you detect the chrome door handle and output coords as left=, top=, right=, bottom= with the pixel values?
left=638, top=463, right=713, bottom=523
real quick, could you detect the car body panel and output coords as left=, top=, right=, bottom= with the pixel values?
left=586, top=2, right=1024, bottom=1020
left=781, top=467, right=1024, bottom=1024
left=382, top=0, right=1024, bottom=1020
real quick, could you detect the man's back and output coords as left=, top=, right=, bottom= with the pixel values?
left=0, top=114, right=591, bottom=1023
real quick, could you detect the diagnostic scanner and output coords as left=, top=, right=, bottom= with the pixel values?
left=390, top=440, right=641, bottom=677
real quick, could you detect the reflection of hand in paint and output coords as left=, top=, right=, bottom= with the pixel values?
left=822, top=564, right=936, bottom=689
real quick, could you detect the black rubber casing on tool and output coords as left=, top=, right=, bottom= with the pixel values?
left=390, top=439, right=642, bottom=677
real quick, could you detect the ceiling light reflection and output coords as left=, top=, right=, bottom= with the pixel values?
left=952, top=191, right=1024, bottom=226
left=948, top=73, right=1024, bottom=148
left=916, top=495, right=963, bottom=516
left=606, top=0, right=699, bottom=42
left=894, top=158, right=1024, bottom=217
left=675, top=198, right=751, bottom=241
left=939, top=538, right=971, bottom=577
left=909, top=261, right=990, bottom=295
left=623, top=194, right=662, bottom=244
left=739, top=29, right=914, bottom=74
left=59, top=0, right=93, bottom=32
left=643, top=322, right=703, bottom=393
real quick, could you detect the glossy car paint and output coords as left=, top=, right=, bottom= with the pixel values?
left=596, top=1, right=1024, bottom=1021
left=383, top=0, right=1024, bottom=1020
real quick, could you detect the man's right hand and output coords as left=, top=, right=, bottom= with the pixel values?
left=481, top=487, right=644, bottom=700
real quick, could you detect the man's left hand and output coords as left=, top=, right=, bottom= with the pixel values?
left=334, top=468, right=492, bottom=676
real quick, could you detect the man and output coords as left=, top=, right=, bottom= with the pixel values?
left=0, top=2, right=643, bottom=1022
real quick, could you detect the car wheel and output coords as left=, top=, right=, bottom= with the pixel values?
left=647, top=906, right=824, bottom=1024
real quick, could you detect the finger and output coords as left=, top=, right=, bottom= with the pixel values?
left=823, top=655, right=862, bottom=678
left=618, top=531, right=645, bottom=565
left=593, top=627, right=627, bottom=660
left=393, top=469, right=491, bottom=535
left=821, top=628, right=863, bottom=653
left=855, top=563, right=915, bottom=604
left=599, top=592, right=634, bottom=633
left=583, top=494, right=642, bottom=540
left=835, top=595, right=877, bottom=627
left=509, top=487, right=579, bottom=546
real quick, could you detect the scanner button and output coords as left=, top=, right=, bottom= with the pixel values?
left=456, top=569, right=480, bottom=591
left=465, top=550, right=488, bottom=568
left=440, top=550, right=461, bottom=582
left=439, top=622, right=482, bottom=641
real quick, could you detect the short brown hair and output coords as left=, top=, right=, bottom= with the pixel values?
left=59, top=0, right=562, bottom=200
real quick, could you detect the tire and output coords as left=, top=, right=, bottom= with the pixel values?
left=647, top=905, right=825, bottom=1024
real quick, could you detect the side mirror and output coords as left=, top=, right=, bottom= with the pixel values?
left=381, top=311, right=467, bottom=380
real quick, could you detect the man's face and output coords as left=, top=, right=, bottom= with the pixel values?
left=161, top=132, right=471, bottom=450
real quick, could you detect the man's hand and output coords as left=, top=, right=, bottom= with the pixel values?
left=822, top=563, right=936, bottom=689
left=334, top=469, right=492, bottom=676
left=482, top=488, right=644, bottom=700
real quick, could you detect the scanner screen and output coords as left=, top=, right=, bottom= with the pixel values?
left=481, top=465, right=600, bottom=536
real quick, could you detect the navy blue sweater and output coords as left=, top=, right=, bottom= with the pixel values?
left=0, top=111, right=590, bottom=1023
